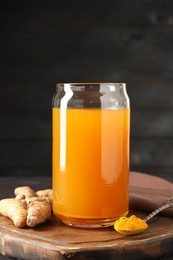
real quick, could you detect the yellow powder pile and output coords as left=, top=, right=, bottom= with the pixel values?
left=114, top=215, right=148, bottom=235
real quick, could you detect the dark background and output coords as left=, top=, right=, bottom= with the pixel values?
left=1, top=0, right=173, bottom=182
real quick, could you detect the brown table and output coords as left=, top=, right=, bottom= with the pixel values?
left=0, top=176, right=173, bottom=260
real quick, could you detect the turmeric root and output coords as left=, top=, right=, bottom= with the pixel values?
left=26, top=197, right=52, bottom=227
left=36, top=189, right=52, bottom=198
left=15, top=187, right=52, bottom=227
left=0, top=198, right=27, bottom=228
left=0, top=187, right=53, bottom=228
left=14, top=186, right=35, bottom=199
left=36, top=189, right=52, bottom=204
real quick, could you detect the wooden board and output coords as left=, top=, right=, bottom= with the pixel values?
left=0, top=212, right=173, bottom=259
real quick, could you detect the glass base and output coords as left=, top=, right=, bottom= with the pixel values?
left=54, top=211, right=128, bottom=228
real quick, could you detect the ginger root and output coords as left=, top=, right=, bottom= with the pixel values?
left=0, top=186, right=53, bottom=228
left=0, top=198, right=27, bottom=228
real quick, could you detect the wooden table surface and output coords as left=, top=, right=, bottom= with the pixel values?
left=0, top=176, right=173, bottom=260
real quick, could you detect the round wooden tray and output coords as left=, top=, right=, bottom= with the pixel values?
left=0, top=212, right=173, bottom=259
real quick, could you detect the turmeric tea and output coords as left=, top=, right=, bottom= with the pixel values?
left=114, top=215, right=148, bottom=235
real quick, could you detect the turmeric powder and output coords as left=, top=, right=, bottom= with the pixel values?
left=114, top=215, right=148, bottom=235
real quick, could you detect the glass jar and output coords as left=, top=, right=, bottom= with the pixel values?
left=52, top=83, right=130, bottom=228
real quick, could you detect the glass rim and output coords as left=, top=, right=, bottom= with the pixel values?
left=56, top=82, right=126, bottom=87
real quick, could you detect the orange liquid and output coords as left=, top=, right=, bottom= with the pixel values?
left=52, top=108, right=130, bottom=224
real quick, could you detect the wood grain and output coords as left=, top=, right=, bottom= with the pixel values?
left=0, top=212, right=173, bottom=260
